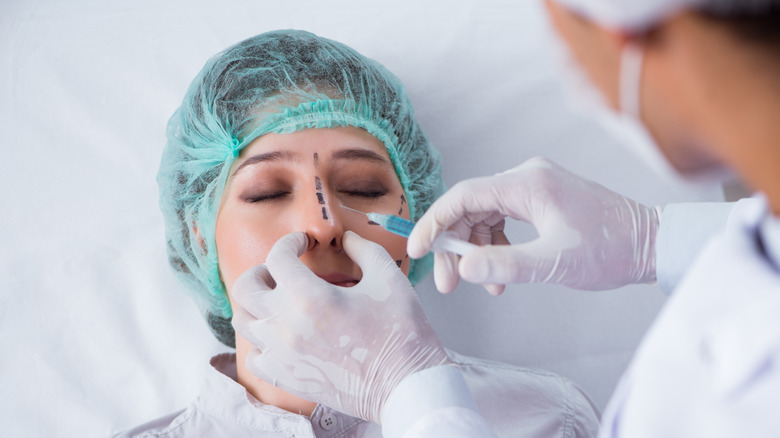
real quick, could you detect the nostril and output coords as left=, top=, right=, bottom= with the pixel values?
left=330, top=237, right=337, bottom=247
left=305, top=233, right=317, bottom=251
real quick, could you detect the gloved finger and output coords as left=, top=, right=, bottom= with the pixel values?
left=464, top=214, right=506, bottom=246
left=231, top=305, right=269, bottom=351
left=342, top=230, right=397, bottom=277
left=433, top=251, right=460, bottom=294
left=467, top=221, right=508, bottom=295
left=482, top=283, right=506, bottom=296
left=469, top=223, right=494, bottom=246
left=408, top=176, right=533, bottom=259
left=245, top=348, right=292, bottom=391
left=265, top=232, right=320, bottom=286
left=232, top=264, right=276, bottom=316
left=491, top=226, right=510, bottom=246
left=407, top=179, right=484, bottom=258
left=458, top=242, right=550, bottom=285
left=450, top=220, right=478, bottom=243
left=247, top=347, right=325, bottom=397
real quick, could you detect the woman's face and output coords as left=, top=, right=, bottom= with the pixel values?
left=215, top=126, right=411, bottom=300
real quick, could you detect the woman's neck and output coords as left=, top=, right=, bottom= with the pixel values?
left=235, top=334, right=317, bottom=416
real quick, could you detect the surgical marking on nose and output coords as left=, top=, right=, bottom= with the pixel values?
left=313, top=153, right=319, bottom=167
left=314, top=175, right=330, bottom=222
left=398, top=194, right=406, bottom=215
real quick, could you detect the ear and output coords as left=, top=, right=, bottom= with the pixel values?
left=192, top=223, right=208, bottom=252
left=544, top=0, right=637, bottom=46
left=545, top=0, right=628, bottom=110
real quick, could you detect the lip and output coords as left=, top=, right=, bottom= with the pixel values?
left=317, top=272, right=360, bottom=287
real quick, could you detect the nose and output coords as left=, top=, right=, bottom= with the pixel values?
left=295, top=187, right=345, bottom=253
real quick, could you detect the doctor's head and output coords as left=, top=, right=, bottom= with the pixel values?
left=158, top=30, right=443, bottom=347
left=545, top=0, right=780, bottom=182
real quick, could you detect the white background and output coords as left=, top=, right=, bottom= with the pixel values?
left=0, top=0, right=722, bottom=436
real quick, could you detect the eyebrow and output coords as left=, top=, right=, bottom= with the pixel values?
left=331, top=148, right=390, bottom=165
left=232, top=150, right=301, bottom=177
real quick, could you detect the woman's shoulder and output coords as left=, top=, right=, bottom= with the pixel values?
left=447, top=349, right=601, bottom=438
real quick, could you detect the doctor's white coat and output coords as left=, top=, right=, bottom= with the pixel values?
left=600, top=197, right=780, bottom=438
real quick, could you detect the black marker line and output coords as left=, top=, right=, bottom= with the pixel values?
left=316, top=193, right=325, bottom=205
left=395, top=259, right=403, bottom=268
left=314, top=176, right=322, bottom=191
left=313, top=153, right=319, bottom=167
left=400, top=194, right=406, bottom=204
left=322, top=207, right=329, bottom=220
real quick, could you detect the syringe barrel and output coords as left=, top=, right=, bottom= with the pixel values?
left=367, top=212, right=476, bottom=256
left=431, top=231, right=477, bottom=256
left=379, top=214, right=415, bottom=237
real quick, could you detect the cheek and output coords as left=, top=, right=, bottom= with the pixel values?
left=345, top=213, right=411, bottom=275
left=215, top=208, right=278, bottom=294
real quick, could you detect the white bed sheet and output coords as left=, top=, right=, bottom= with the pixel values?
left=0, top=0, right=723, bottom=436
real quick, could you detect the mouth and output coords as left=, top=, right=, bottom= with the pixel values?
left=317, top=272, right=360, bottom=288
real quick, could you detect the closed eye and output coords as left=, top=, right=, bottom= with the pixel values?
left=243, top=192, right=289, bottom=203
left=341, top=189, right=387, bottom=199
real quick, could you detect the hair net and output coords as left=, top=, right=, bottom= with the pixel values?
left=553, top=0, right=780, bottom=31
left=158, top=30, right=443, bottom=347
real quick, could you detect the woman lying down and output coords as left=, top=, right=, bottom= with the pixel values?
left=115, top=30, right=600, bottom=438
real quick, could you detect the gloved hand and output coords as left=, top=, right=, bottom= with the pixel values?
left=231, top=230, right=451, bottom=424
left=408, top=157, right=661, bottom=294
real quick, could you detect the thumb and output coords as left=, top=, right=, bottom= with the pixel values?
left=458, top=242, right=554, bottom=285
left=342, top=230, right=397, bottom=276
left=232, top=264, right=275, bottom=310
left=265, top=232, right=319, bottom=284
left=246, top=348, right=323, bottom=399
left=407, top=177, right=495, bottom=259
left=245, top=348, right=290, bottom=390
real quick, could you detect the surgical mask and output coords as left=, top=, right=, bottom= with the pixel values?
left=552, top=35, right=733, bottom=185
left=613, top=43, right=685, bottom=183
left=619, top=43, right=737, bottom=185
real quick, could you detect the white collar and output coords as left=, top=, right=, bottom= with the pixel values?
left=195, top=353, right=366, bottom=436
left=759, top=212, right=780, bottom=271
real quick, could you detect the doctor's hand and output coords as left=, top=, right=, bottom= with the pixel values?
left=408, top=157, right=661, bottom=294
left=231, top=231, right=451, bottom=425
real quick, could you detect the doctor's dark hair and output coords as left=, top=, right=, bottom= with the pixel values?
left=700, top=0, right=780, bottom=46
left=158, top=30, right=443, bottom=347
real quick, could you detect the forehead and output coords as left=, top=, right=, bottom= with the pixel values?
left=238, top=126, right=392, bottom=162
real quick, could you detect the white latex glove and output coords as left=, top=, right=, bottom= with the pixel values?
left=408, top=157, right=660, bottom=294
left=231, top=230, right=452, bottom=424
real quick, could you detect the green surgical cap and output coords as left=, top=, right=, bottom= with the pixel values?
left=158, top=30, right=443, bottom=347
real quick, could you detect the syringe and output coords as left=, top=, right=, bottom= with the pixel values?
left=340, top=205, right=476, bottom=256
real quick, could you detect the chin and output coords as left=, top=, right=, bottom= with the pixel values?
left=664, top=137, right=734, bottom=184
left=679, top=165, right=738, bottom=185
